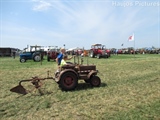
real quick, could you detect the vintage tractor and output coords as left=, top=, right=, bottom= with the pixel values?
left=20, top=45, right=45, bottom=63
left=54, top=56, right=101, bottom=91
left=10, top=56, right=101, bottom=95
left=89, top=44, right=110, bottom=59
left=47, top=46, right=59, bottom=61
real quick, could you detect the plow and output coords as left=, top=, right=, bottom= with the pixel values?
left=10, top=56, right=102, bottom=95
left=10, top=71, right=54, bottom=95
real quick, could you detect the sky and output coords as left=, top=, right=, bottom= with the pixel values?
left=0, top=0, right=160, bottom=50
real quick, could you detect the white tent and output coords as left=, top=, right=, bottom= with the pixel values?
left=67, top=47, right=82, bottom=52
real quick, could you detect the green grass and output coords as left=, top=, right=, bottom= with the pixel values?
left=0, top=54, right=160, bottom=120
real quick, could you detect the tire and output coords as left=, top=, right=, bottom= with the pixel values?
left=97, top=54, right=100, bottom=59
left=33, top=54, right=41, bottom=62
left=107, top=55, right=109, bottom=58
left=105, top=55, right=109, bottom=58
left=59, top=72, right=78, bottom=91
left=90, top=51, right=95, bottom=58
left=20, top=58, right=26, bottom=63
left=90, top=76, right=101, bottom=87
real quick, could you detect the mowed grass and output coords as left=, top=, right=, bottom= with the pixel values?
left=0, top=54, right=160, bottom=120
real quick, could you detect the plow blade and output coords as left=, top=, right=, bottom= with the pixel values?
left=10, top=85, right=28, bottom=95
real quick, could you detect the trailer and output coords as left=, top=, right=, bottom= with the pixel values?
left=0, top=47, right=18, bottom=57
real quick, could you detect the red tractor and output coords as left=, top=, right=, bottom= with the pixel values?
left=47, top=46, right=59, bottom=61
left=89, top=44, right=110, bottom=59
left=54, top=56, right=101, bottom=91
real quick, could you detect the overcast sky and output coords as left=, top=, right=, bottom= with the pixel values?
left=1, top=0, right=160, bottom=50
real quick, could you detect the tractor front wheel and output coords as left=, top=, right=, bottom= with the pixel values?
left=97, top=54, right=100, bottom=59
left=59, top=72, right=78, bottom=91
left=20, top=58, right=26, bottom=63
left=90, top=76, right=101, bottom=87
left=90, top=51, right=95, bottom=58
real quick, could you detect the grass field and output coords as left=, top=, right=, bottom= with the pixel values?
left=0, top=54, right=160, bottom=120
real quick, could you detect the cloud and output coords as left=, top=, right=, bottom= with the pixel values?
left=32, top=0, right=52, bottom=11
left=31, top=1, right=146, bottom=34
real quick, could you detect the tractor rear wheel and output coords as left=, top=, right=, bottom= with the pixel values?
left=33, top=54, right=41, bottom=62
left=59, top=72, right=78, bottom=91
left=90, top=76, right=101, bottom=87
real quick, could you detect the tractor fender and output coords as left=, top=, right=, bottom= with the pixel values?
left=87, top=70, right=98, bottom=79
left=32, top=52, right=40, bottom=57
left=58, top=69, right=78, bottom=81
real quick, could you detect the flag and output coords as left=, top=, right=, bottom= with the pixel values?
left=128, top=33, right=134, bottom=41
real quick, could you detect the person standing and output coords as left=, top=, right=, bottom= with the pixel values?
left=12, top=51, right=16, bottom=59
left=56, top=48, right=65, bottom=66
